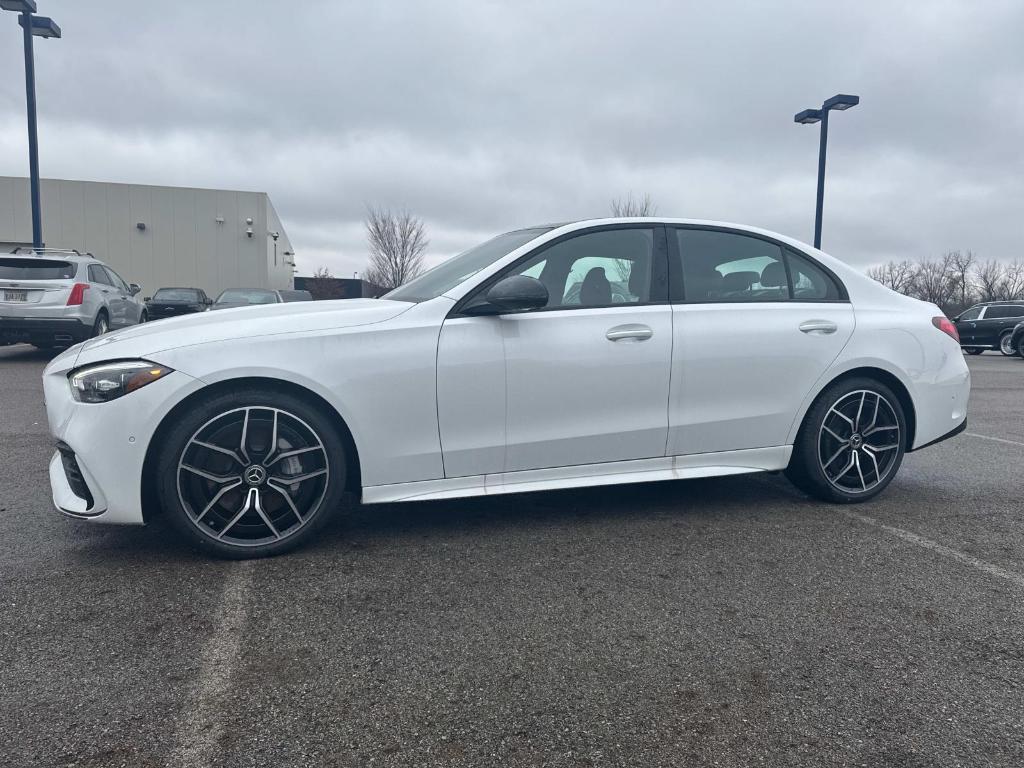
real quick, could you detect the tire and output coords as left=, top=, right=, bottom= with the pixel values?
left=1017, top=336, right=1024, bottom=359
left=91, top=311, right=109, bottom=338
left=786, top=377, right=907, bottom=503
left=964, top=347, right=984, bottom=355
left=999, top=332, right=1015, bottom=356
left=155, top=387, right=348, bottom=558
left=139, top=311, right=148, bottom=324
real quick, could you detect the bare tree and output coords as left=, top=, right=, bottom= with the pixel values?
left=610, top=192, right=657, bottom=217
left=362, top=206, right=428, bottom=291
left=867, top=260, right=915, bottom=293
left=609, top=193, right=657, bottom=281
left=305, top=265, right=340, bottom=300
left=948, top=250, right=975, bottom=309
left=999, top=260, right=1024, bottom=300
left=909, top=252, right=958, bottom=310
left=975, top=259, right=1006, bottom=302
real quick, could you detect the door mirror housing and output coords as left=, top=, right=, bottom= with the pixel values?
left=465, top=275, right=549, bottom=315
left=129, top=283, right=142, bottom=296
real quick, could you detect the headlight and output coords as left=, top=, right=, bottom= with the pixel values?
left=69, top=360, right=174, bottom=403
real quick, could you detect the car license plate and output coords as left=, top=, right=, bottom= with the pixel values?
left=2, top=289, right=27, bottom=302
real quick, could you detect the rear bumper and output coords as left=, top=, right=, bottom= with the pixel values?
left=909, top=416, right=967, bottom=452
left=1, top=316, right=92, bottom=345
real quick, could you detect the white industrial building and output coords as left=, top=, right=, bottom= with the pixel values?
left=0, top=176, right=295, bottom=296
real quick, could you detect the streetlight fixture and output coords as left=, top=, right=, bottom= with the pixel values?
left=1, top=0, right=61, bottom=250
left=793, top=93, right=859, bottom=249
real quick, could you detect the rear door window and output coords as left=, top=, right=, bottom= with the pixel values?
left=984, top=305, right=1024, bottom=319
left=88, top=265, right=113, bottom=286
left=786, top=249, right=844, bottom=300
left=0, top=258, right=76, bottom=280
left=675, top=228, right=790, bottom=302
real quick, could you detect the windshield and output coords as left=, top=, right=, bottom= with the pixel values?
left=385, top=227, right=552, bottom=302
left=216, top=289, right=278, bottom=305
left=153, top=288, right=200, bottom=302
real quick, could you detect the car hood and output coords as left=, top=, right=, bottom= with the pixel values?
left=72, top=298, right=413, bottom=367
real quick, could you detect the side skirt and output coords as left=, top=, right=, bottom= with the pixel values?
left=362, top=446, right=793, bottom=504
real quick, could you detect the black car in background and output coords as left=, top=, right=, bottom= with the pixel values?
left=211, top=288, right=283, bottom=310
left=953, top=301, right=1024, bottom=355
left=211, top=288, right=313, bottom=310
left=144, top=287, right=211, bottom=320
left=277, top=289, right=313, bottom=302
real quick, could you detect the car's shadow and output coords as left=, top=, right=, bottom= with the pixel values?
left=0, top=343, right=62, bottom=362
left=59, top=473, right=813, bottom=563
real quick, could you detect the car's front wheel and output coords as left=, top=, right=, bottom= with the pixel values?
left=786, top=377, right=907, bottom=503
left=999, top=332, right=1015, bottom=356
left=156, top=387, right=347, bottom=558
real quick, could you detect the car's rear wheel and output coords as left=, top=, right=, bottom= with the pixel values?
left=786, top=377, right=907, bottom=503
left=156, top=388, right=347, bottom=558
left=964, top=347, right=984, bottom=355
left=1017, top=337, right=1024, bottom=358
left=999, top=332, right=1015, bottom=356
left=92, top=312, right=109, bottom=338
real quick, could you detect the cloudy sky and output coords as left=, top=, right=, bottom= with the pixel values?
left=0, top=0, right=1022, bottom=276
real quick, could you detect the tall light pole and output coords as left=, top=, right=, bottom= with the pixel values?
left=1, top=0, right=61, bottom=250
left=794, top=93, right=859, bottom=249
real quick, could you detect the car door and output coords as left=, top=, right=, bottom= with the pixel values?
left=436, top=225, right=673, bottom=478
left=954, top=305, right=983, bottom=346
left=103, top=266, right=141, bottom=325
left=87, top=264, right=123, bottom=326
left=976, top=304, right=1024, bottom=347
left=666, top=226, right=855, bottom=456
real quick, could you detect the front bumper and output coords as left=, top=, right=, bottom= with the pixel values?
left=1, top=316, right=92, bottom=346
left=44, top=360, right=206, bottom=525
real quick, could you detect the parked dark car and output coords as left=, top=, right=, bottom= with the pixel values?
left=277, top=289, right=313, bottom=302
left=144, top=287, right=211, bottom=320
left=953, top=301, right=1024, bottom=355
left=210, top=288, right=283, bottom=310
left=1008, top=320, right=1024, bottom=358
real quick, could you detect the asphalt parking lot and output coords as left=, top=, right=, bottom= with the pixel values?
left=1, top=347, right=1022, bottom=768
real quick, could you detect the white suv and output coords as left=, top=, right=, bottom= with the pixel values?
left=0, top=248, right=146, bottom=349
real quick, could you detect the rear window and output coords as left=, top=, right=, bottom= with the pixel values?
left=0, top=258, right=76, bottom=280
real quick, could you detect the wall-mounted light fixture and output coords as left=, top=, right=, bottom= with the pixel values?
left=215, top=216, right=224, bottom=224
left=245, top=217, right=253, bottom=225
left=245, top=227, right=253, bottom=238
left=136, top=222, right=146, bottom=231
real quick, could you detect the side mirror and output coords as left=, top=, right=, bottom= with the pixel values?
left=205, top=297, right=213, bottom=305
left=951, top=315, right=960, bottom=323
left=143, top=296, right=151, bottom=302
left=466, top=275, right=548, bottom=315
left=129, top=283, right=141, bottom=296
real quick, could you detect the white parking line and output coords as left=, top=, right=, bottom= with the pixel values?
left=843, top=510, right=1024, bottom=589
left=965, top=432, right=1024, bottom=448
left=167, top=561, right=255, bottom=768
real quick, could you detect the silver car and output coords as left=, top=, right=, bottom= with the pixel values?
left=0, top=248, right=146, bottom=349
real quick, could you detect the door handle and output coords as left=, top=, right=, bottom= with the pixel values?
left=606, top=324, right=653, bottom=342
left=799, top=320, right=838, bottom=335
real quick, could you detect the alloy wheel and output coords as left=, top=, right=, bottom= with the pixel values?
left=817, top=389, right=901, bottom=494
left=176, top=406, right=329, bottom=547
left=1000, top=334, right=1014, bottom=355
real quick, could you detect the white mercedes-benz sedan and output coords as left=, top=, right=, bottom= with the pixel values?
left=43, top=219, right=970, bottom=558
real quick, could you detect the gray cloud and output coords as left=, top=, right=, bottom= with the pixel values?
left=1, top=0, right=1022, bottom=276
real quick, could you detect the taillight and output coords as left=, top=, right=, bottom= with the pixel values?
left=932, top=316, right=959, bottom=343
left=66, top=283, right=89, bottom=306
